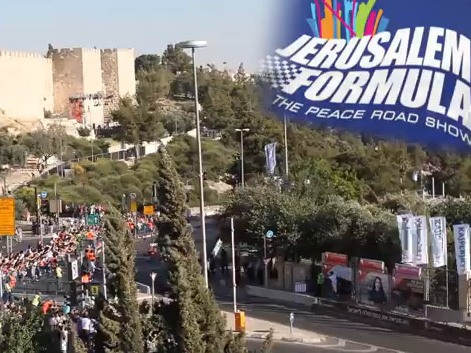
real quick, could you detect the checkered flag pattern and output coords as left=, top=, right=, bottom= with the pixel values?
left=260, top=55, right=303, bottom=89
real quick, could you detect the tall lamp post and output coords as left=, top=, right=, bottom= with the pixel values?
left=176, top=40, right=209, bottom=288
left=235, top=128, right=249, bottom=187
left=150, top=272, right=157, bottom=311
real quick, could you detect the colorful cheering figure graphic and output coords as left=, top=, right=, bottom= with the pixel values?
left=307, top=0, right=389, bottom=40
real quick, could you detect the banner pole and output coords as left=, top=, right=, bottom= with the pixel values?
left=445, top=263, right=449, bottom=308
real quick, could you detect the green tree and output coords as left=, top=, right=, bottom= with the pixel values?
left=135, top=54, right=161, bottom=73
left=152, top=146, right=227, bottom=353
left=0, top=311, right=44, bottom=353
left=161, top=44, right=192, bottom=74
left=111, top=97, right=166, bottom=158
left=136, top=68, right=174, bottom=106
left=95, top=207, right=144, bottom=353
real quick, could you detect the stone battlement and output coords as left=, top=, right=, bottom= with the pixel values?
left=52, top=47, right=102, bottom=56
left=101, top=48, right=134, bottom=54
left=0, top=50, right=46, bottom=59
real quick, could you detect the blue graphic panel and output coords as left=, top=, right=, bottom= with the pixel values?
left=262, top=0, right=471, bottom=150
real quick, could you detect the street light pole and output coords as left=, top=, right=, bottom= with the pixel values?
left=231, top=217, right=237, bottom=313
left=235, top=128, right=249, bottom=187
left=177, top=40, right=209, bottom=288
left=150, top=272, right=157, bottom=312
left=102, top=240, right=107, bottom=300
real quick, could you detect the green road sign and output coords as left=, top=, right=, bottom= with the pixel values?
left=87, top=214, right=99, bottom=226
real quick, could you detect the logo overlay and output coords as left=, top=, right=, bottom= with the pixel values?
left=262, top=0, right=471, bottom=149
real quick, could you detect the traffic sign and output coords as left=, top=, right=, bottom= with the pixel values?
left=266, top=230, right=274, bottom=239
left=0, top=197, right=15, bottom=236
left=87, top=214, right=99, bottom=226
left=130, top=200, right=137, bottom=212
left=143, top=205, right=154, bottom=215
left=40, top=191, right=48, bottom=199
left=70, top=260, right=79, bottom=280
left=90, top=283, right=101, bottom=297
left=263, top=258, right=270, bottom=265
left=129, top=193, right=137, bottom=200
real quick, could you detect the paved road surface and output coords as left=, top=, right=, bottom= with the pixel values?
left=217, top=299, right=470, bottom=353
left=246, top=338, right=402, bottom=353
left=14, top=219, right=468, bottom=353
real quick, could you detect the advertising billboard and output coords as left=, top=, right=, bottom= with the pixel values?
left=262, top=0, right=471, bottom=150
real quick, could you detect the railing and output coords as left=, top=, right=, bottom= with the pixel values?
left=135, top=282, right=151, bottom=295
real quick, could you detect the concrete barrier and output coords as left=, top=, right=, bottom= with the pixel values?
left=188, top=205, right=223, bottom=217
left=246, top=285, right=318, bottom=307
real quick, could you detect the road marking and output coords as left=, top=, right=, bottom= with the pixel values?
left=316, top=339, right=347, bottom=348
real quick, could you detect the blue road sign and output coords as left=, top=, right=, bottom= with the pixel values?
left=266, top=230, right=274, bottom=239
left=40, top=191, right=48, bottom=199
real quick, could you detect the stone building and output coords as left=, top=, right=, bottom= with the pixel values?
left=0, top=50, right=53, bottom=122
left=0, top=46, right=136, bottom=128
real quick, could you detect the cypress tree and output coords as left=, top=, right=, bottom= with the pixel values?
left=153, top=146, right=226, bottom=353
left=95, top=207, right=144, bottom=353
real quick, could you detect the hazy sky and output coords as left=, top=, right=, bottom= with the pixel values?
left=0, top=0, right=272, bottom=72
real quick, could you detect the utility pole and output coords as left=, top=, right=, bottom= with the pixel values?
left=231, top=218, right=237, bottom=313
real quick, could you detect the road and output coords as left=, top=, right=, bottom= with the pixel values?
left=11, top=220, right=471, bottom=352
left=246, top=338, right=402, bottom=353
left=216, top=297, right=470, bottom=353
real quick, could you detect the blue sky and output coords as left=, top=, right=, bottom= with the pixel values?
left=0, top=0, right=272, bottom=72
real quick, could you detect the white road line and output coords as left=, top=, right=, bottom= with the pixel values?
left=316, top=339, right=347, bottom=348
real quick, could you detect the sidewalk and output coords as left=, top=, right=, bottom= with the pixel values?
left=221, top=310, right=324, bottom=344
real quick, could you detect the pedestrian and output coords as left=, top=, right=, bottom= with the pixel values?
left=316, top=271, right=324, bottom=297
left=220, top=248, right=228, bottom=275
left=59, top=325, right=68, bottom=353
left=56, top=266, right=63, bottom=291
left=328, top=271, right=338, bottom=298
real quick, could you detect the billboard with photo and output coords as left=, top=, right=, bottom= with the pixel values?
left=391, top=264, right=424, bottom=313
left=358, top=258, right=389, bottom=306
left=322, top=252, right=352, bottom=300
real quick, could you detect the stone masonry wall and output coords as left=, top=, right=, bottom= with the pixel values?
left=100, top=48, right=136, bottom=119
left=0, top=50, right=53, bottom=122
left=51, top=48, right=84, bottom=116
left=100, top=49, right=120, bottom=118
left=0, top=46, right=135, bottom=124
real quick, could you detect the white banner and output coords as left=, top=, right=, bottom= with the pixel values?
left=429, top=217, right=447, bottom=268
left=396, top=214, right=413, bottom=264
left=453, top=224, right=471, bottom=275
left=264, top=142, right=277, bottom=175
left=411, top=216, right=428, bottom=265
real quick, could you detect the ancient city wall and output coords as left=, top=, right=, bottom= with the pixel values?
left=52, top=48, right=84, bottom=115
left=116, top=48, right=136, bottom=98
left=0, top=46, right=135, bottom=125
left=101, top=48, right=136, bottom=118
left=81, top=48, right=105, bottom=125
left=0, top=50, right=53, bottom=121
left=101, top=49, right=120, bottom=117
left=82, top=48, right=103, bottom=94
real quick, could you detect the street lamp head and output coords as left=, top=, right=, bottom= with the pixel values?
left=150, top=272, right=157, bottom=281
left=176, top=40, right=208, bottom=49
left=235, top=128, right=250, bottom=132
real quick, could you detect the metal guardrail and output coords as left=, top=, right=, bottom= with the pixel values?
left=135, top=282, right=151, bottom=295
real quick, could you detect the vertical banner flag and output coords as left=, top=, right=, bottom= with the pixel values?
left=453, top=224, right=471, bottom=275
left=264, top=142, right=277, bottom=175
left=396, top=215, right=413, bottom=264
left=429, top=217, right=448, bottom=268
left=411, top=216, right=428, bottom=265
